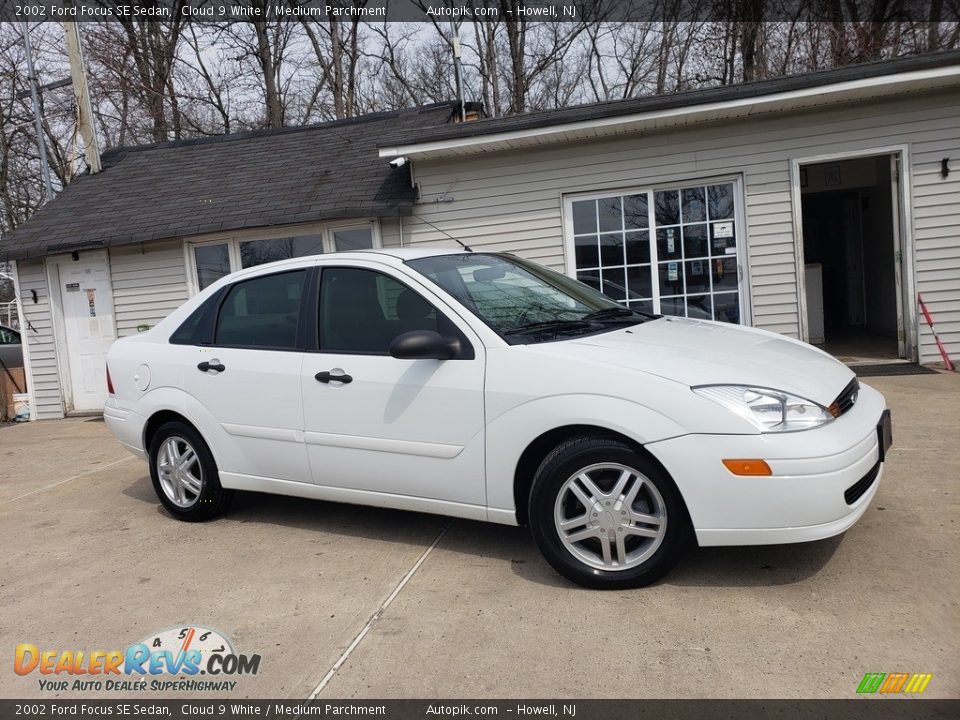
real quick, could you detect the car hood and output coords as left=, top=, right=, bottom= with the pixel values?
left=534, top=317, right=854, bottom=406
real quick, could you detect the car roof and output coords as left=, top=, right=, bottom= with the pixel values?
left=355, top=246, right=474, bottom=261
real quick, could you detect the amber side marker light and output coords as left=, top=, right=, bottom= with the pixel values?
left=722, top=459, right=772, bottom=476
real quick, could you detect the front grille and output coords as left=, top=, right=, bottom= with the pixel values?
left=830, top=378, right=860, bottom=417
left=844, top=461, right=880, bottom=505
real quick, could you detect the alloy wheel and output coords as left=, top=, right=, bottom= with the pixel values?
left=156, top=436, right=203, bottom=508
left=553, top=462, right=667, bottom=571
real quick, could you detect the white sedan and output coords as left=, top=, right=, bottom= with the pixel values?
left=104, top=249, right=891, bottom=588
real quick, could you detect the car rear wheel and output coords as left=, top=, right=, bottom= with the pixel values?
left=149, top=421, right=232, bottom=521
left=529, top=434, right=691, bottom=589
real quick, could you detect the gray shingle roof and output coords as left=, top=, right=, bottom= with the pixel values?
left=378, top=50, right=960, bottom=149
left=2, top=102, right=457, bottom=261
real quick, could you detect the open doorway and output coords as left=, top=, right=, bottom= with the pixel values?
left=800, top=154, right=906, bottom=363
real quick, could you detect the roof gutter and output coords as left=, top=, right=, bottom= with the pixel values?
left=379, top=65, right=960, bottom=159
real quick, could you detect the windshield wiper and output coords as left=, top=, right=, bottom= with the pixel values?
left=580, top=307, right=647, bottom=322
left=503, top=319, right=592, bottom=336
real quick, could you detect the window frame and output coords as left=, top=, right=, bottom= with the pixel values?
left=562, top=175, right=752, bottom=326
left=313, top=265, right=474, bottom=360
left=183, top=220, right=382, bottom=297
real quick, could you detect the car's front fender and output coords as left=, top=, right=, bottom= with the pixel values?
left=483, top=393, right=688, bottom=520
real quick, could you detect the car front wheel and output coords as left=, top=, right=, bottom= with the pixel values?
left=149, top=421, right=232, bottom=521
left=529, top=434, right=691, bottom=589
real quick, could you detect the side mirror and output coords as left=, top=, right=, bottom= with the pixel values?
left=389, top=330, right=457, bottom=360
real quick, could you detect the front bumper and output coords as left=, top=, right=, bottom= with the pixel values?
left=103, top=399, right=147, bottom=460
left=646, top=382, right=888, bottom=546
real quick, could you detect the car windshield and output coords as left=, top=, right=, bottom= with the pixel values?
left=407, top=253, right=651, bottom=343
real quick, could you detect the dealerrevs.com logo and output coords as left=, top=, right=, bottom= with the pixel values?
left=856, top=672, right=933, bottom=695
left=14, top=625, right=261, bottom=693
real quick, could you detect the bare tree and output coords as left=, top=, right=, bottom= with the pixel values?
left=0, top=24, right=79, bottom=232
left=85, top=5, right=187, bottom=143
left=299, top=2, right=368, bottom=119
left=214, top=2, right=302, bottom=128
left=368, top=22, right=436, bottom=108
left=177, top=24, right=237, bottom=135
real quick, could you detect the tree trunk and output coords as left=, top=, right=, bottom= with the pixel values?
left=253, top=20, right=283, bottom=128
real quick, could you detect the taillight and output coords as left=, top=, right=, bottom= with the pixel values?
left=106, top=364, right=115, bottom=395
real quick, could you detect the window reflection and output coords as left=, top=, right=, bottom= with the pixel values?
left=194, top=244, right=230, bottom=291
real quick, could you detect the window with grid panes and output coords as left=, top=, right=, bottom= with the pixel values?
left=572, top=193, right=652, bottom=309
left=571, top=182, right=741, bottom=323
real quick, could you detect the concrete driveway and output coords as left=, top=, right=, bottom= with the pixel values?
left=1, top=373, right=957, bottom=699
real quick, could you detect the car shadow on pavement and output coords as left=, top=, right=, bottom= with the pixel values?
left=436, top=519, right=844, bottom=589
left=122, top=477, right=843, bottom=589
left=121, top=475, right=450, bottom=548
left=664, top=537, right=844, bottom=588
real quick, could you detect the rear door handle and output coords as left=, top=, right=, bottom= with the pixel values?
left=315, top=371, right=352, bottom=384
left=198, top=360, right=226, bottom=373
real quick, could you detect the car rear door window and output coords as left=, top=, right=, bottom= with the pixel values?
left=215, top=270, right=307, bottom=349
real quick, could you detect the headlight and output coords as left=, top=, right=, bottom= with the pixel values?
left=692, top=385, right=832, bottom=432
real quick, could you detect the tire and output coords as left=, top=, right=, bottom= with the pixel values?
left=528, top=434, right=691, bottom=589
left=148, top=420, right=233, bottom=521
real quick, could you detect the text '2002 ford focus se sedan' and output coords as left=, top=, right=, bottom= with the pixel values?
left=105, top=249, right=892, bottom=588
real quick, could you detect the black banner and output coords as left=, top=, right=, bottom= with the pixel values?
left=0, top=700, right=958, bottom=720
left=1, top=0, right=957, bottom=24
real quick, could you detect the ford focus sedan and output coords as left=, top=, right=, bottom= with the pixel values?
left=104, top=249, right=891, bottom=589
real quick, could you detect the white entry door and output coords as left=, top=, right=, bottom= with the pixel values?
left=50, top=251, right=116, bottom=412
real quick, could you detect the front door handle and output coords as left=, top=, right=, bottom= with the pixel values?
left=198, top=360, right=226, bottom=373
left=315, top=371, right=352, bottom=384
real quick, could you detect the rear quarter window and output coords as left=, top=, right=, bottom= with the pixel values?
left=170, top=291, right=223, bottom=346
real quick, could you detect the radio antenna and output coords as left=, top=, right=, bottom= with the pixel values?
left=411, top=213, right=473, bottom=252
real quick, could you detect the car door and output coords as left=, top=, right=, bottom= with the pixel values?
left=301, top=262, right=486, bottom=507
left=183, top=268, right=312, bottom=485
left=0, top=327, right=22, bottom=370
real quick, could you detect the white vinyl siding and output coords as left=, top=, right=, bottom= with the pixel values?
left=379, top=216, right=403, bottom=247
left=109, top=240, right=190, bottom=337
left=17, top=259, right=64, bottom=419
left=404, top=91, right=960, bottom=362
left=911, top=119, right=960, bottom=365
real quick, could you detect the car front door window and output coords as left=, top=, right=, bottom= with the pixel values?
left=318, top=267, right=440, bottom=354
